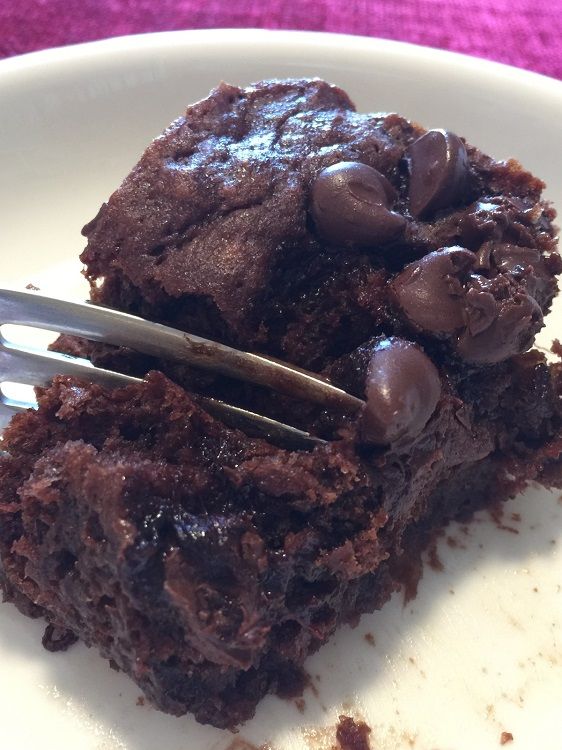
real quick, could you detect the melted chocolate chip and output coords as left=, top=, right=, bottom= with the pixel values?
left=493, top=244, right=541, bottom=275
left=474, top=242, right=553, bottom=303
left=492, top=243, right=551, bottom=299
left=473, top=241, right=494, bottom=271
left=310, top=161, right=407, bottom=246
left=361, top=338, right=441, bottom=445
left=459, top=199, right=518, bottom=247
left=407, top=130, right=469, bottom=219
left=390, top=247, right=475, bottom=334
left=457, top=281, right=543, bottom=364
left=391, top=246, right=544, bottom=364
left=463, top=280, right=498, bottom=336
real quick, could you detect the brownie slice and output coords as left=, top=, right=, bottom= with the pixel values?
left=1, top=358, right=561, bottom=728
left=1, top=78, right=561, bottom=729
left=79, top=78, right=559, bottom=369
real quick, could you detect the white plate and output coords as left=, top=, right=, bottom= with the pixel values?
left=1, top=29, right=561, bottom=750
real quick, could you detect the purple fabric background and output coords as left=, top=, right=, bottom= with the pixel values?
left=0, top=0, right=561, bottom=79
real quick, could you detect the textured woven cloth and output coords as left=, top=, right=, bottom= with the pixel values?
left=0, top=0, right=561, bottom=79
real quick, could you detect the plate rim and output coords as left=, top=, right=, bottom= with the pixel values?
left=1, top=27, right=561, bottom=97
left=1, top=23, right=562, bottom=750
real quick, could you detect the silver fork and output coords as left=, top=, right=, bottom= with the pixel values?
left=0, top=288, right=364, bottom=448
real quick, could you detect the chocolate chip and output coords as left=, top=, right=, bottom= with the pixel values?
left=459, top=200, right=513, bottom=246
left=463, top=281, right=498, bottom=336
left=361, top=338, right=441, bottom=445
left=476, top=242, right=553, bottom=303
left=493, top=244, right=541, bottom=275
left=310, top=161, right=407, bottom=246
left=457, top=286, right=543, bottom=364
left=492, top=243, right=549, bottom=299
left=391, top=247, right=475, bottom=334
left=474, top=241, right=494, bottom=271
left=391, top=246, right=543, bottom=364
left=407, top=130, right=469, bottom=219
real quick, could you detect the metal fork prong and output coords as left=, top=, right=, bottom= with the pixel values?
left=0, top=397, right=24, bottom=418
left=0, top=288, right=364, bottom=412
left=0, top=343, right=323, bottom=448
left=0, top=338, right=141, bottom=389
left=0, top=394, right=32, bottom=430
left=199, top=398, right=325, bottom=447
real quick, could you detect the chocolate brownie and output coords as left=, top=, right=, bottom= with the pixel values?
left=1, top=78, right=561, bottom=729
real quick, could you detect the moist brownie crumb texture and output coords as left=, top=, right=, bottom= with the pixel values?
left=1, top=79, right=561, bottom=729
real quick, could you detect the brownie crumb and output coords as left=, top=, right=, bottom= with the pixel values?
left=552, top=339, right=562, bottom=358
left=336, top=716, right=372, bottom=750
left=500, top=731, right=514, bottom=745
left=295, top=697, right=306, bottom=713
left=25, top=282, right=40, bottom=291
left=364, top=632, right=376, bottom=647
left=489, top=505, right=519, bottom=534
left=41, top=624, right=78, bottom=652
left=136, top=696, right=145, bottom=707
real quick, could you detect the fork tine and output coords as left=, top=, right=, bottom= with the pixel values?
left=0, top=399, right=23, bottom=430
left=198, top=398, right=325, bottom=447
left=0, top=338, right=141, bottom=389
left=0, top=341, right=324, bottom=449
left=0, top=288, right=364, bottom=411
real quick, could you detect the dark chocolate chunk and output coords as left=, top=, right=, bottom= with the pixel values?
left=390, top=247, right=475, bottom=334
left=361, top=337, right=441, bottom=445
left=310, top=161, right=407, bottom=246
left=407, top=130, right=469, bottom=219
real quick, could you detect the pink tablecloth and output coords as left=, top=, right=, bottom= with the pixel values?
left=1, top=0, right=561, bottom=80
